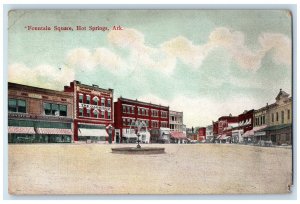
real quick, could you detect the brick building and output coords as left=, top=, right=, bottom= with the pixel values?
left=197, top=127, right=206, bottom=142
left=231, top=109, right=254, bottom=143
left=8, top=82, right=73, bottom=143
left=64, top=81, right=114, bottom=143
left=215, top=114, right=239, bottom=143
left=114, top=97, right=169, bottom=143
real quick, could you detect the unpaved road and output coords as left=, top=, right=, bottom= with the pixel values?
left=8, top=144, right=292, bottom=195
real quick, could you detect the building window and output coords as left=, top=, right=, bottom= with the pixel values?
left=138, top=108, right=141, bottom=115
left=127, top=106, right=131, bottom=113
left=281, top=111, right=284, bottom=124
left=93, top=97, right=98, bottom=105
left=161, top=111, right=167, bottom=118
left=132, top=107, right=135, bottom=114
left=142, top=109, right=145, bottom=115
left=107, top=112, right=111, bottom=120
left=79, top=108, right=83, bottom=117
left=86, top=95, right=90, bottom=104
left=8, top=99, right=26, bottom=113
left=123, top=118, right=126, bottom=126
left=152, top=121, right=158, bottom=128
left=101, top=98, right=105, bottom=106
left=87, top=109, right=91, bottom=117
left=93, top=110, right=98, bottom=118
left=79, top=94, right=83, bottom=103
left=287, top=109, right=290, bottom=120
left=276, top=112, right=279, bottom=121
left=59, top=105, right=67, bottom=116
left=152, top=110, right=158, bottom=117
left=44, top=103, right=67, bottom=116
left=123, top=106, right=126, bottom=113
left=107, top=99, right=111, bottom=107
left=272, top=113, right=274, bottom=122
left=127, top=118, right=131, bottom=126
left=101, top=111, right=105, bottom=119
left=262, top=115, right=265, bottom=125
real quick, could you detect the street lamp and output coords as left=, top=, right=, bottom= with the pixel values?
left=106, top=124, right=114, bottom=144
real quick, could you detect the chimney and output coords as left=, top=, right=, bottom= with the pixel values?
left=92, top=84, right=99, bottom=88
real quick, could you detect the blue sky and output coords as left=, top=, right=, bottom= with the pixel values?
left=8, top=10, right=292, bottom=127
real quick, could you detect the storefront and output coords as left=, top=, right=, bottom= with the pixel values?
left=256, top=124, right=292, bottom=145
left=77, top=124, right=108, bottom=143
left=8, top=119, right=72, bottom=143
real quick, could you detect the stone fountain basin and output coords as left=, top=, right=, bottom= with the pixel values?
left=111, top=147, right=165, bottom=154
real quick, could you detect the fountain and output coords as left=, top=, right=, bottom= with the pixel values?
left=111, top=120, right=165, bottom=154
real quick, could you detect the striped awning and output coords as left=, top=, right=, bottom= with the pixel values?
left=170, top=131, right=187, bottom=139
left=78, top=128, right=108, bottom=137
left=8, top=126, right=35, bottom=134
left=36, top=128, right=73, bottom=135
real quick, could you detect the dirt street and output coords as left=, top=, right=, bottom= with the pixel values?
left=8, top=144, right=292, bottom=195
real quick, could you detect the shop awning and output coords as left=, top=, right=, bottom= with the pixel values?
left=123, top=133, right=137, bottom=138
left=242, top=130, right=253, bottom=138
left=36, top=128, right=72, bottom=135
left=8, top=126, right=35, bottom=134
left=78, top=128, right=108, bottom=137
left=252, top=125, right=267, bottom=136
left=170, top=131, right=187, bottom=139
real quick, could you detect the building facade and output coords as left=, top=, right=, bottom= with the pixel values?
left=233, top=109, right=254, bottom=144
left=255, top=89, right=292, bottom=145
left=205, top=125, right=214, bottom=143
left=169, top=110, right=186, bottom=143
left=8, top=82, right=73, bottom=143
left=64, top=81, right=114, bottom=143
left=215, top=115, right=239, bottom=143
left=197, top=127, right=206, bottom=142
left=114, top=97, right=169, bottom=143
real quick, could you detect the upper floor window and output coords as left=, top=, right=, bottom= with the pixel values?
left=86, top=109, right=91, bottom=117
left=107, top=99, right=111, bottom=107
left=86, top=95, right=90, bottom=104
left=131, top=107, right=135, bottom=114
left=152, top=109, right=158, bottom=117
left=107, top=111, right=111, bottom=120
left=287, top=109, right=290, bottom=120
left=93, top=97, right=99, bottom=105
left=101, top=98, right=105, bottom=106
left=161, top=111, right=168, bottom=118
left=123, top=106, right=126, bottom=113
left=79, top=108, right=83, bottom=117
left=272, top=113, right=274, bottom=122
left=44, top=103, right=67, bottom=116
left=281, top=111, right=284, bottom=124
left=8, top=99, right=26, bottom=113
left=79, top=94, right=83, bottom=103
left=276, top=112, right=279, bottom=121
left=101, top=111, right=105, bottom=119
left=93, top=109, right=98, bottom=118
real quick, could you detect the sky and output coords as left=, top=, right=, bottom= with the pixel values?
left=8, top=10, right=292, bottom=127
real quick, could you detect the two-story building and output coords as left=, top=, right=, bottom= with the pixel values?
left=8, top=82, right=73, bottom=143
left=114, top=97, right=169, bottom=143
left=255, top=89, right=292, bottom=145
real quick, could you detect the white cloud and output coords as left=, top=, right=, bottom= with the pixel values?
left=65, top=27, right=291, bottom=76
left=161, top=36, right=212, bottom=69
left=207, top=27, right=291, bottom=71
left=66, top=47, right=126, bottom=72
left=8, top=63, right=75, bottom=90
